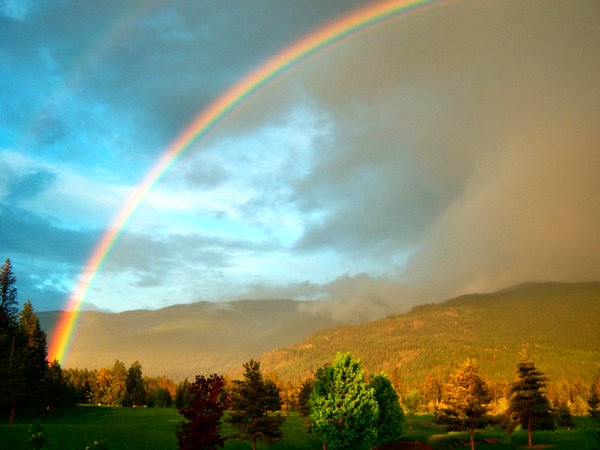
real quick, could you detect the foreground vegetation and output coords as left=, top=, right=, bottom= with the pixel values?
left=1, top=408, right=598, bottom=449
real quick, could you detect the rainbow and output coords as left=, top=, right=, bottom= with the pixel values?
left=47, top=0, right=440, bottom=364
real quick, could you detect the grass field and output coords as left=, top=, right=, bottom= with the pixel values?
left=0, top=407, right=598, bottom=449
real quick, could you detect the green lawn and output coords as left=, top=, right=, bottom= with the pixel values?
left=0, top=407, right=597, bottom=449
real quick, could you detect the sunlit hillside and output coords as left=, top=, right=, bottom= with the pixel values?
left=39, top=282, right=600, bottom=388
left=259, top=282, right=600, bottom=386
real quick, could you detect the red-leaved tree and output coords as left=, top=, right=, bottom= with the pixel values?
left=176, top=373, right=230, bottom=450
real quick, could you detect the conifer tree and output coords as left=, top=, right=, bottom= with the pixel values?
left=0, top=259, right=18, bottom=326
left=125, top=361, right=146, bottom=406
left=226, top=359, right=285, bottom=450
left=176, top=373, right=229, bottom=450
left=435, top=359, right=492, bottom=450
left=19, top=301, right=48, bottom=408
left=507, top=350, right=554, bottom=447
left=310, top=352, right=378, bottom=450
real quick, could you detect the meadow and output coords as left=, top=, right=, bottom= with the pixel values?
left=0, top=407, right=597, bottom=450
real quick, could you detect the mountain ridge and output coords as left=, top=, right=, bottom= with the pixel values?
left=258, top=281, right=600, bottom=386
left=38, top=282, right=600, bottom=384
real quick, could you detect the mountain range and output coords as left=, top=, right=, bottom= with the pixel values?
left=39, top=282, right=600, bottom=384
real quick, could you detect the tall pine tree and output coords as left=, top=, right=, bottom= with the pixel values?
left=0, top=259, right=20, bottom=420
left=507, top=350, right=554, bottom=448
left=0, top=259, right=18, bottom=327
left=19, top=301, right=49, bottom=409
left=227, top=359, right=285, bottom=450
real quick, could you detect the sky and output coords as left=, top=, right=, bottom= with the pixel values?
left=1, top=0, right=599, bottom=316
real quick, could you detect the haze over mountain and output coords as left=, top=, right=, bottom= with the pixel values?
left=39, top=299, right=343, bottom=380
left=39, top=282, right=599, bottom=383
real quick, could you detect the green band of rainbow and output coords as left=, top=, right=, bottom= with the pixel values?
left=47, top=0, right=440, bottom=364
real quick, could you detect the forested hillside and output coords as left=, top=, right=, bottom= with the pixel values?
left=39, top=300, right=339, bottom=380
left=260, top=282, right=600, bottom=389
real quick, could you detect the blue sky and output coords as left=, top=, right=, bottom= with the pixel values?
left=1, top=0, right=599, bottom=314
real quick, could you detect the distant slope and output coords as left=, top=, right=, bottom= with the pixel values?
left=39, top=300, right=339, bottom=380
left=260, top=282, right=600, bottom=384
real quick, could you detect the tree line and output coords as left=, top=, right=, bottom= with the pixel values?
left=0, top=259, right=75, bottom=422
left=176, top=351, right=600, bottom=450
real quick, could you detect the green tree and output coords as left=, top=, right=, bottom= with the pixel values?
left=110, top=360, right=127, bottom=406
left=403, top=389, right=422, bottom=431
left=175, top=379, right=189, bottom=409
left=226, top=359, right=285, bottom=450
left=125, top=361, right=146, bottom=406
left=40, top=360, right=76, bottom=408
left=369, top=373, right=403, bottom=447
left=176, top=374, right=229, bottom=450
left=309, top=352, right=378, bottom=450
left=148, top=387, right=172, bottom=408
left=0, top=258, right=19, bottom=420
left=19, top=301, right=48, bottom=408
left=0, top=259, right=18, bottom=326
left=507, top=350, right=554, bottom=448
left=435, top=359, right=492, bottom=450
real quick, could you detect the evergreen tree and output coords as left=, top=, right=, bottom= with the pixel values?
left=125, top=361, right=146, bottom=406
left=0, top=259, right=18, bottom=326
left=507, top=350, right=554, bottom=448
left=0, top=258, right=19, bottom=418
left=40, top=360, right=76, bottom=408
left=176, top=374, right=229, bottom=450
left=310, top=352, right=378, bottom=450
left=435, top=359, right=492, bottom=450
left=19, top=301, right=49, bottom=409
left=226, top=359, right=285, bottom=450
left=369, top=373, right=404, bottom=446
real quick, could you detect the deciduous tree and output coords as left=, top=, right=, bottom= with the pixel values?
left=310, top=352, right=378, bottom=450
left=227, top=359, right=285, bottom=450
left=296, top=377, right=314, bottom=428
left=370, top=373, right=404, bottom=447
left=403, top=389, right=422, bottom=431
left=176, top=373, right=229, bottom=450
